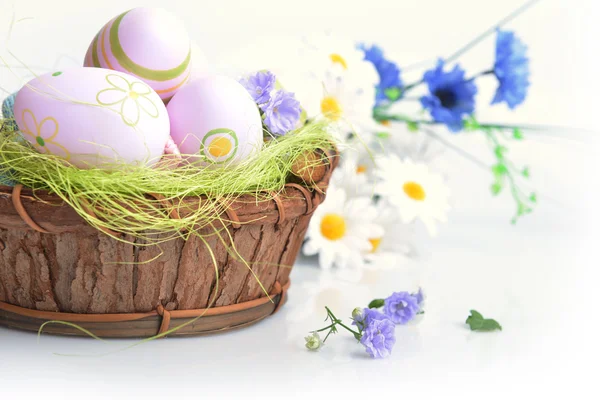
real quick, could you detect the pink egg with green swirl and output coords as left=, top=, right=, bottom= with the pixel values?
left=13, top=67, right=170, bottom=169
left=84, top=7, right=198, bottom=103
left=167, top=76, right=264, bottom=166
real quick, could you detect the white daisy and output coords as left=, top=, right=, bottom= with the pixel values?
left=363, top=203, right=418, bottom=268
left=303, top=186, right=383, bottom=269
left=375, top=155, right=450, bottom=236
left=285, top=33, right=377, bottom=132
left=381, top=123, right=445, bottom=163
left=330, top=150, right=376, bottom=198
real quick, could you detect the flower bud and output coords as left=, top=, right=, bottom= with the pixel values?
left=352, top=307, right=364, bottom=320
left=304, top=332, right=322, bottom=351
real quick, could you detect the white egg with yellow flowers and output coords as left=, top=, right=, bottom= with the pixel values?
left=167, top=76, right=263, bottom=166
left=13, top=67, right=170, bottom=169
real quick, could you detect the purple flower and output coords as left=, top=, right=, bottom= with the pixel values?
left=353, top=307, right=389, bottom=330
left=240, top=71, right=276, bottom=105
left=359, top=312, right=396, bottom=359
left=413, top=288, right=425, bottom=307
left=383, top=291, right=420, bottom=324
left=261, top=90, right=301, bottom=136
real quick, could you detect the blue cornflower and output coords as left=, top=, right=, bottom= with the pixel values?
left=239, top=71, right=276, bottom=105
left=383, top=291, right=420, bottom=324
left=261, top=90, right=301, bottom=136
left=359, top=44, right=403, bottom=103
left=359, top=310, right=396, bottom=359
left=420, top=60, right=477, bottom=132
left=492, top=30, right=530, bottom=109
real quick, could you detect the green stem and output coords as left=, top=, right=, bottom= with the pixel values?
left=444, top=0, right=542, bottom=64
left=312, top=323, right=337, bottom=333
left=466, top=69, right=495, bottom=82
left=400, top=79, right=424, bottom=96
left=325, top=307, right=361, bottom=337
left=483, top=129, right=534, bottom=222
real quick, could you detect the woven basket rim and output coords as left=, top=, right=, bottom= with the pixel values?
left=0, top=148, right=338, bottom=234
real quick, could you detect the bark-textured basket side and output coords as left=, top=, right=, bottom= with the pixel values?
left=0, top=149, right=337, bottom=336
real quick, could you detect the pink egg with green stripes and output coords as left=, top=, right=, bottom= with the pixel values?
left=84, top=7, right=194, bottom=102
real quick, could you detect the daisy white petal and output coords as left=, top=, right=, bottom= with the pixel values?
left=374, top=155, right=450, bottom=237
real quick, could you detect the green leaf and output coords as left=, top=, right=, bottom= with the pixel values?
left=466, top=310, right=502, bottom=332
left=368, top=299, right=385, bottom=309
left=384, top=87, right=402, bottom=101
left=463, top=116, right=480, bottom=131
left=375, top=131, right=390, bottom=140
left=407, top=121, right=419, bottom=132
left=512, top=128, right=524, bottom=140
left=529, top=193, right=537, bottom=203
left=522, top=166, right=530, bottom=178
left=494, top=145, right=508, bottom=159
left=491, top=182, right=503, bottom=195
left=468, top=310, right=483, bottom=320
left=491, top=163, right=508, bottom=178
left=517, top=202, right=532, bottom=216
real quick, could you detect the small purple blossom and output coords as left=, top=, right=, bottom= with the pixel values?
left=261, top=90, right=301, bottom=136
left=383, top=291, right=420, bottom=324
left=413, top=288, right=425, bottom=308
left=239, top=71, right=276, bottom=105
left=359, top=312, right=396, bottom=359
left=353, top=307, right=390, bottom=330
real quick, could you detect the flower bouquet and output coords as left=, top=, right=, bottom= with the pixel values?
left=286, top=1, right=541, bottom=275
left=289, top=1, right=546, bottom=359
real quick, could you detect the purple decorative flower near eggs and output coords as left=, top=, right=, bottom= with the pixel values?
left=239, top=71, right=276, bottom=105
left=383, top=291, right=420, bottom=324
left=261, top=90, right=301, bottom=136
left=360, top=313, right=396, bottom=359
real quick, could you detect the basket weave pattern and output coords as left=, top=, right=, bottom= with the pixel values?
left=0, top=150, right=337, bottom=337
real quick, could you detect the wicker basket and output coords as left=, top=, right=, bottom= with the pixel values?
left=0, top=149, right=337, bottom=338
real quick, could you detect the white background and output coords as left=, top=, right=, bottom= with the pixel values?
left=1, top=0, right=599, bottom=398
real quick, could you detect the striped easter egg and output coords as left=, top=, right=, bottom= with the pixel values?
left=84, top=7, right=195, bottom=102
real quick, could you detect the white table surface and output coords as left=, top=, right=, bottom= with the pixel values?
left=1, top=0, right=598, bottom=398
left=1, top=133, right=597, bottom=399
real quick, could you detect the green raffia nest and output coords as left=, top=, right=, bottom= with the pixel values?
left=0, top=119, right=336, bottom=245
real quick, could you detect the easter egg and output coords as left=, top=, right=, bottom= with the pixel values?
left=167, top=76, right=263, bottom=166
left=13, top=67, right=170, bottom=169
left=84, top=7, right=196, bottom=102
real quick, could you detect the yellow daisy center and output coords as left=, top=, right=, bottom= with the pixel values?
left=320, top=213, right=346, bottom=241
left=128, top=91, right=139, bottom=100
left=403, top=181, right=426, bottom=201
left=356, top=164, right=367, bottom=174
left=369, top=238, right=382, bottom=253
left=379, top=120, right=391, bottom=127
left=329, top=53, right=348, bottom=70
left=321, top=96, right=342, bottom=120
left=208, top=137, right=232, bottom=158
